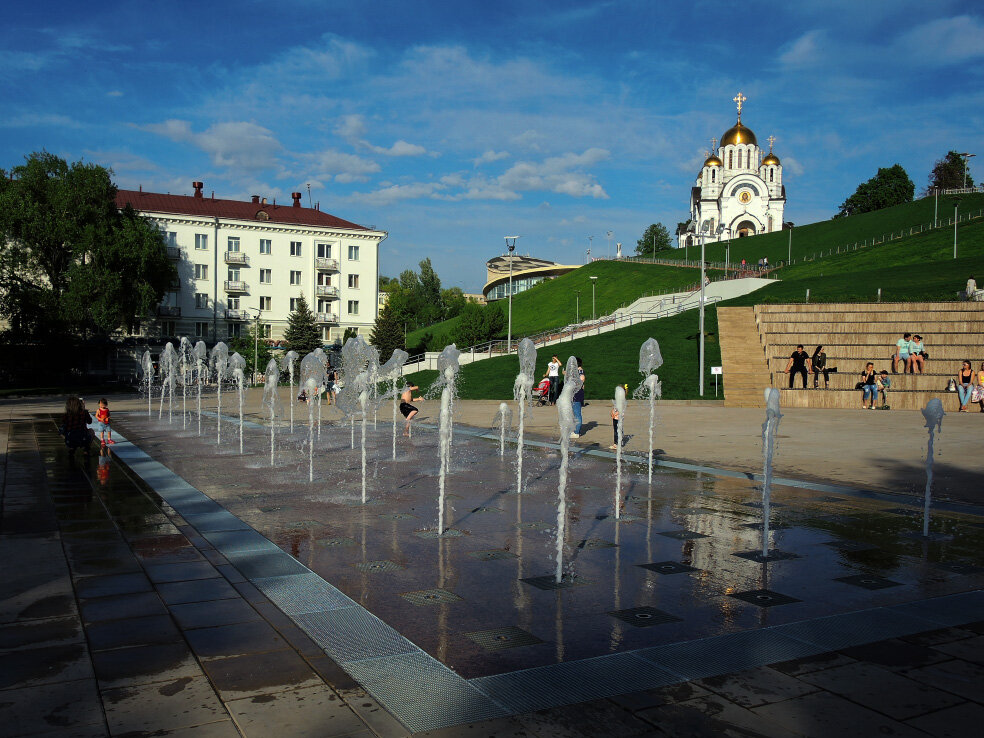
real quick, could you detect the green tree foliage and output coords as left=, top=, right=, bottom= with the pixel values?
left=230, top=320, right=273, bottom=380
left=381, top=258, right=455, bottom=332
left=342, top=327, right=358, bottom=344
left=836, top=164, right=914, bottom=218
left=282, top=294, right=322, bottom=355
left=635, top=223, right=672, bottom=257
left=928, top=151, right=975, bottom=191
left=0, top=151, right=174, bottom=337
left=451, top=303, right=505, bottom=347
left=369, top=301, right=405, bottom=361
left=441, top=286, right=467, bottom=319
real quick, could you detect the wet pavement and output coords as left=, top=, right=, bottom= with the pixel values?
left=2, top=393, right=983, bottom=736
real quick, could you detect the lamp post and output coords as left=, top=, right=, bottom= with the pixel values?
left=247, top=309, right=262, bottom=384
left=504, top=236, right=519, bottom=352
left=954, top=200, right=961, bottom=258
left=961, top=152, right=976, bottom=188
left=689, top=221, right=711, bottom=395
left=606, top=230, right=613, bottom=260
left=575, top=290, right=580, bottom=323
left=589, top=276, right=597, bottom=320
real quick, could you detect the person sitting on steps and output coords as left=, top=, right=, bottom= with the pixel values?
left=784, top=344, right=812, bottom=389
left=892, top=332, right=911, bottom=374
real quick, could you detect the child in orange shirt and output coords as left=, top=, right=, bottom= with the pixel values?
left=94, top=398, right=115, bottom=446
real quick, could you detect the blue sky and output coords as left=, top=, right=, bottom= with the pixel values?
left=2, top=0, right=982, bottom=292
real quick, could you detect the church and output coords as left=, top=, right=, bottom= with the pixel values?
left=678, top=93, right=786, bottom=248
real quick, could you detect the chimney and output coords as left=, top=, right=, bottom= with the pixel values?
left=251, top=195, right=260, bottom=204
left=192, top=181, right=203, bottom=198
left=261, top=197, right=267, bottom=205
left=291, top=192, right=302, bottom=208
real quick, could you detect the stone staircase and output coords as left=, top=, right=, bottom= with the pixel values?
left=757, top=302, right=984, bottom=411
left=718, top=307, right=772, bottom=408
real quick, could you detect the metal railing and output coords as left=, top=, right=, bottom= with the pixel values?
left=223, top=280, right=249, bottom=292
left=315, top=257, right=340, bottom=270
left=166, top=246, right=180, bottom=259
left=316, top=312, right=339, bottom=324
left=224, top=252, right=249, bottom=265
left=316, top=285, right=339, bottom=298
left=156, top=305, right=181, bottom=317
left=224, top=309, right=246, bottom=320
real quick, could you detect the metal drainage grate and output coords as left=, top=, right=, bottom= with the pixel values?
left=658, top=530, right=709, bottom=540
left=733, top=550, right=801, bottom=563
left=615, top=514, right=644, bottom=523
left=378, top=513, right=416, bottom=520
left=638, top=561, right=697, bottom=575
left=608, top=606, right=682, bottom=627
left=317, top=537, right=356, bottom=548
left=822, top=540, right=879, bottom=552
left=513, top=521, right=553, bottom=531
left=465, top=626, right=543, bottom=652
left=354, top=560, right=405, bottom=573
left=834, top=574, right=903, bottom=590
left=253, top=572, right=354, bottom=615
left=521, top=575, right=591, bottom=591
left=468, top=549, right=518, bottom=561
left=933, top=561, right=984, bottom=575
left=401, top=588, right=463, bottom=607
left=471, top=507, right=502, bottom=514
left=414, top=529, right=464, bottom=539
left=297, top=607, right=417, bottom=663
left=730, top=589, right=802, bottom=607
left=577, top=538, right=617, bottom=550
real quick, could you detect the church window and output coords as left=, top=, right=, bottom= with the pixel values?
left=769, top=169, right=774, bottom=183
left=711, top=169, right=716, bottom=183
left=728, top=151, right=733, bottom=168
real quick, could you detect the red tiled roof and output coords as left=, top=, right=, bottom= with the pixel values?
left=116, top=190, right=372, bottom=231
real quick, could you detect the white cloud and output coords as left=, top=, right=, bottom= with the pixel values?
left=894, top=15, right=984, bottom=66
left=106, top=90, right=124, bottom=97
left=349, top=181, right=446, bottom=205
left=302, top=148, right=381, bottom=183
left=473, top=150, right=510, bottom=166
left=0, top=112, right=84, bottom=129
left=497, top=148, right=610, bottom=199
left=363, top=139, right=429, bottom=157
left=140, top=120, right=282, bottom=172
left=778, top=30, right=827, bottom=68
left=334, top=114, right=367, bottom=141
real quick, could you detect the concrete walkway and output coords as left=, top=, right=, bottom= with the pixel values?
left=2, top=394, right=982, bottom=736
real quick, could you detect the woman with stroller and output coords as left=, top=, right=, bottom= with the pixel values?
left=544, top=355, right=561, bottom=405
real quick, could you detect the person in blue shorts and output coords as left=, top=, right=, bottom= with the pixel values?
left=892, top=332, right=911, bottom=374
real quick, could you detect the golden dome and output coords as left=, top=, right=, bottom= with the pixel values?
left=720, top=121, right=757, bottom=146
left=762, top=153, right=780, bottom=166
left=704, top=155, right=722, bottom=167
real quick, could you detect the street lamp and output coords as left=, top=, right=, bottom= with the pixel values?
left=961, top=152, right=976, bottom=188
left=606, top=230, right=613, bottom=260
left=689, top=220, right=711, bottom=395
left=504, top=236, right=519, bottom=352
left=575, top=290, right=580, bottom=323
left=954, top=199, right=961, bottom=258
left=587, top=235, right=593, bottom=265
left=245, top=308, right=262, bottom=384
left=589, top=276, right=598, bottom=320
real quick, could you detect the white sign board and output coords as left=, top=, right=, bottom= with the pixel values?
left=711, top=366, right=723, bottom=375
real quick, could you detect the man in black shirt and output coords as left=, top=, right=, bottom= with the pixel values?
left=784, top=344, right=812, bottom=388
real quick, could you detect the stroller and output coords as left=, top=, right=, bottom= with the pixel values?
left=532, top=377, right=551, bottom=406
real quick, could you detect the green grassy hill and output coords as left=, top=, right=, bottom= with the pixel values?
left=658, top=192, right=984, bottom=268
left=406, top=260, right=701, bottom=352
left=404, top=205, right=984, bottom=400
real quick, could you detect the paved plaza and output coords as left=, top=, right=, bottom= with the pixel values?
left=1, top=391, right=983, bottom=737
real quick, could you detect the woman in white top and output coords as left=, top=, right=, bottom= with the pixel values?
left=908, top=335, right=925, bottom=374
left=544, top=355, right=561, bottom=405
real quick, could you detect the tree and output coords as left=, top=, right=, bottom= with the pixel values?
left=441, top=286, right=467, bottom=320
left=230, top=320, right=273, bottom=379
left=0, top=151, right=174, bottom=337
left=282, top=294, right=322, bottom=355
left=836, top=164, right=914, bottom=218
left=451, top=303, right=505, bottom=347
left=635, top=223, right=672, bottom=257
left=417, top=257, right=444, bottom=325
left=369, top=301, right=405, bottom=362
left=928, top=151, right=975, bottom=192
left=342, top=327, right=358, bottom=344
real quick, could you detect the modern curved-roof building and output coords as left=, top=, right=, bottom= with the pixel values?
left=482, top=254, right=579, bottom=301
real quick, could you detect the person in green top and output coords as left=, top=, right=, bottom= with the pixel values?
left=892, top=332, right=911, bottom=373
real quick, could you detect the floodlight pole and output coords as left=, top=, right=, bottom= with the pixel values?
left=250, top=309, right=262, bottom=384
left=505, top=236, right=519, bottom=353
left=575, top=290, right=580, bottom=323
left=590, top=276, right=597, bottom=320
left=954, top=202, right=960, bottom=258
left=691, top=222, right=711, bottom=395
left=961, top=153, right=975, bottom=188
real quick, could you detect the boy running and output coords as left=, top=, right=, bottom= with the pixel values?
left=400, top=383, right=423, bottom=436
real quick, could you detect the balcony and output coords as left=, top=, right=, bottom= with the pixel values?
left=315, top=312, right=339, bottom=324
left=224, top=280, right=249, bottom=293
left=225, top=309, right=247, bottom=320
left=315, top=285, right=339, bottom=298
left=166, top=246, right=180, bottom=259
left=224, top=252, right=249, bottom=265
left=315, top=257, right=339, bottom=271
left=157, top=305, right=181, bottom=317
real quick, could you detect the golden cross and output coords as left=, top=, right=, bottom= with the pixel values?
left=733, top=91, right=747, bottom=120
left=767, top=135, right=776, bottom=152
left=710, top=137, right=718, bottom=151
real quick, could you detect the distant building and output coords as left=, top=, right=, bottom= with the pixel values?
left=463, top=293, right=487, bottom=305
left=680, top=92, right=786, bottom=248
left=483, top=254, right=579, bottom=302
left=117, top=182, right=386, bottom=345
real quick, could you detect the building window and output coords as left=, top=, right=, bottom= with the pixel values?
left=227, top=296, right=240, bottom=310
left=227, top=267, right=241, bottom=282
left=261, top=324, right=271, bottom=338
left=347, top=244, right=359, bottom=261
left=317, top=272, right=331, bottom=286
left=195, top=293, right=208, bottom=309
left=727, top=151, right=733, bottom=168
left=259, top=239, right=271, bottom=254
left=228, top=323, right=242, bottom=338
left=227, top=236, right=240, bottom=252
left=195, top=234, right=208, bottom=250
left=318, top=299, right=331, bottom=312
left=769, top=169, right=774, bottom=183
left=259, top=296, right=271, bottom=311
left=167, top=232, right=178, bottom=247
left=321, top=326, right=332, bottom=341
left=160, top=321, right=176, bottom=337
left=348, top=274, right=359, bottom=289
left=259, top=269, right=272, bottom=284
left=195, top=322, right=209, bottom=338
left=317, top=243, right=331, bottom=258
left=347, top=300, right=359, bottom=315
left=711, top=169, right=716, bottom=183
left=290, top=271, right=302, bottom=286
left=290, top=297, right=301, bottom=311
left=290, top=241, right=302, bottom=257
left=195, top=264, right=208, bottom=280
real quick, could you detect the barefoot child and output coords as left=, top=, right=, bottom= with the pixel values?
left=400, top=382, right=423, bottom=436
left=94, top=398, right=115, bottom=446
left=609, top=403, right=621, bottom=451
